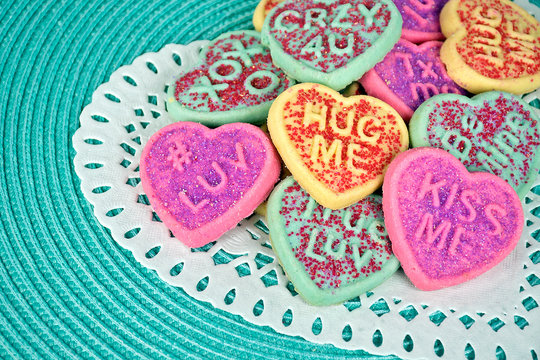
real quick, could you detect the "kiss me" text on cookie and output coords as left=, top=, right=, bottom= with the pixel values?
left=414, top=172, right=506, bottom=255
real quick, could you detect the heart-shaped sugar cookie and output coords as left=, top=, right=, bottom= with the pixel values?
left=383, top=147, right=523, bottom=290
left=267, top=177, right=400, bottom=306
left=409, top=92, right=540, bottom=199
left=167, top=31, right=294, bottom=126
left=360, top=39, right=467, bottom=121
left=140, top=122, right=280, bottom=248
left=440, top=0, right=540, bottom=94
left=261, top=0, right=402, bottom=90
left=268, top=83, right=409, bottom=210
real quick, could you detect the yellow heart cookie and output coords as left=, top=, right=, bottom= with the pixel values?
left=252, top=0, right=285, bottom=32
left=440, top=0, right=540, bottom=94
left=268, top=83, right=409, bottom=210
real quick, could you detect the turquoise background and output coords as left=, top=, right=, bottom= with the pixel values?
left=0, top=1, right=398, bottom=358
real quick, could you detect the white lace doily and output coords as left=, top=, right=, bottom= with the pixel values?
left=73, top=38, right=540, bottom=359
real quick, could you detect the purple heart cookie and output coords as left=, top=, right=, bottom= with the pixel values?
left=395, top=0, right=450, bottom=43
left=360, top=39, right=467, bottom=121
left=383, top=147, right=524, bottom=290
left=140, top=122, right=281, bottom=248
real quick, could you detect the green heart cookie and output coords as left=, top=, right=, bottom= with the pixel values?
left=409, top=91, right=540, bottom=199
left=267, top=176, right=400, bottom=306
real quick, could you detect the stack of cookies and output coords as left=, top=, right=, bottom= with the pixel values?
left=139, top=0, right=540, bottom=305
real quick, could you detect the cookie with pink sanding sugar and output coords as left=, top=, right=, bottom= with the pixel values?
left=267, top=176, right=400, bottom=306
left=360, top=39, right=468, bottom=122
left=167, top=30, right=294, bottom=127
left=140, top=122, right=281, bottom=248
left=260, top=0, right=403, bottom=91
left=382, top=147, right=524, bottom=291
left=394, top=0, right=450, bottom=43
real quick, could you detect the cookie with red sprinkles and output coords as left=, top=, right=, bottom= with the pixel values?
left=267, top=83, right=409, bottom=210
left=260, top=0, right=403, bottom=90
left=409, top=91, right=540, bottom=199
left=440, top=0, right=540, bottom=94
left=267, top=176, right=400, bottom=306
left=167, top=30, right=294, bottom=127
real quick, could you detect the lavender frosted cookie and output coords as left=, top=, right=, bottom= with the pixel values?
left=360, top=39, right=467, bottom=121
left=140, top=121, right=281, bottom=248
left=394, top=0, right=450, bottom=43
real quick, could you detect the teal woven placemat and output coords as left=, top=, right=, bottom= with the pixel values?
left=0, top=1, right=397, bottom=358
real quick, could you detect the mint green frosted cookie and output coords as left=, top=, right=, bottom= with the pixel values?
left=260, top=0, right=402, bottom=91
left=409, top=91, right=540, bottom=199
left=267, top=176, right=400, bottom=306
left=167, top=30, right=294, bottom=126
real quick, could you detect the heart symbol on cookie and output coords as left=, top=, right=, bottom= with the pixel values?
left=140, top=122, right=280, bottom=248
left=360, top=39, right=467, bottom=121
left=167, top=30, right=294, bottom=126
left=394, top=0, right=449, bottom=43
left=268, top=83, right=409, bottom=210
left=267, top=177, right=400, bottom=305
left=261, top=0, right=403, bottom=90
left=383, top=147, right=523, bottom=290
left=439, top=0, right=540, bottom=94
left=409, top=91, right=540, bottom=199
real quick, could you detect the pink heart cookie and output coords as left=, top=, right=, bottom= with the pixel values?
left=382, top=147, right=523, bottom=290
left=360, top=39, right=467, bottom=121
left=140, top=122, right=281, bottom=248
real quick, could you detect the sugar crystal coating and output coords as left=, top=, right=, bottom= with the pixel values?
left=140, top=122, right=280, bottom=247
left=395, top=0, right=449, bottom=42
left=268, top=83, right=408, bottom=210
left=361, top=39, right=468, bottom=120
left=169, top=31, right=293, bottom=125
left=383, top=148, right=524, bottom=290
